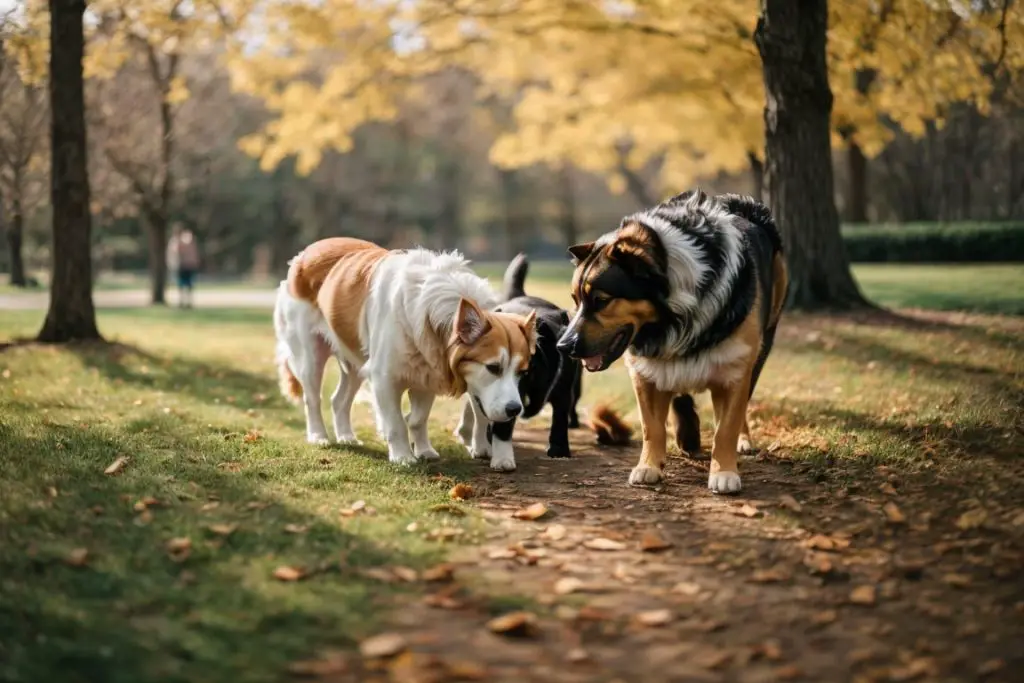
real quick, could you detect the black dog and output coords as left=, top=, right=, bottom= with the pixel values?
left=457, top=254, right=581, bottom=459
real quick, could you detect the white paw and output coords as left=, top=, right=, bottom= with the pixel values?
left=417, top=448, right=441, bottom=462
left=455, top=426, right=473, bottom=446
left=629, top=465, right=663, bottom=486
left=489, top=440, right=516, bottom=472
left=708, top=470, right=742, bottom=494
left=737, top=435, right=755, bottom=454
left=388, top=446, right=418, bottom=466
left=469, top=438, right=491, bottom=460
left=307, top=433, right=331, bottom=447
left=336, top=433, right=362, bottom=446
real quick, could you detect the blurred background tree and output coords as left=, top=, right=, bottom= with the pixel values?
left=1, top=0, right=1021, bottom=309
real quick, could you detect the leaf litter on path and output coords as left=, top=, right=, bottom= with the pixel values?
left=511, top=502, right=549, bottom=521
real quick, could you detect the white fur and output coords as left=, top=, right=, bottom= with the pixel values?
left=708, top=470, right=742, bottom=494
left=274, top=247, right=525, bottom=467
left=626, top=336, right=751, bottom=394
left=454, top=371, right=525, bottom=472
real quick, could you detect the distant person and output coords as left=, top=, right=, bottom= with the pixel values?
left=167, top=226, right=200, bottom=308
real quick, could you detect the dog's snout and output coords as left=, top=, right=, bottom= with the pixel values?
left=556, top=332, right=577, bottom=355
left=504, top=401, right=522, bottom=418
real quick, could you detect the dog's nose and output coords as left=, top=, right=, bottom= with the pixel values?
left=504, top=401, right=522, bottom=418
left=556, top=332, right=577, bottom=355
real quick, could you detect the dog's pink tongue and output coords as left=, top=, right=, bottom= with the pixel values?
left=584, top=356, right=603, bottom=372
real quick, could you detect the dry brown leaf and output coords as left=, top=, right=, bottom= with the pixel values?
left=942, top=572, right=971, bottom=588
left=540, top=524, right=567, bottom=541
left=774, top=664, right=803, bottom=680
left=358, top=632, right=406, bottom=658
left=273, top=565, right=305, bottom=582
left=566, top=648, right=589, bottom=663
left=977, top=659, right=1005, bottom=677
left=104, top=457, right=128, bottom=476
left=284, top=524, right=308, bottom=534
left=738, top=504, right=760, bottom=518
left=634, top=609, right=673, bottom=627
left=429, top=503, right=466, bottom=516
left=956, top=508, right=987, bottom=530
left=511, top=502, right=549, bottom=521
left=753, top=639, right=783, bottom=661
left=694, top=648, right=732, bottom=670
left=423, top=591, right=463, bottom=610
left=778, top=494, right=802, bottom=512
left=350, top=500, right=367, bottom=512
left=749, top=567, right=790, bottom=584
left=487, top=548, right=518, bottom=560
left=879, top=481, right=898, bottom=495
left=421, top=563, right=455, bottom=582
left=449, top=483, right=474, bottom=500
left=243, top=429, right=262, bottom=444
left=65, top=548, right=89, bottom=567
left=583, top=538, right=626, bottom=551
left=672, top=581, right=702, bottom=596
left=165, top=537, right=192, bottom=562
left=811, top=609, right=838, bottom=626
left=287, top=651, right=347, bottom=677
left=640, top=531, right=673, bottom=552
left=391, top=566, right=419, bottom=582
left=444, top=660, right=488, bottom=680
left=207, top=523, right=237, bottom=536
left=554, top=577, right=584, bottom=595
left=486, top=611, right=537, bottom=637
left=889, top=657, right=936, bottom=681
left=883, top=502, right=906, bottom=524
left=849, top=585, right=877, bottom=606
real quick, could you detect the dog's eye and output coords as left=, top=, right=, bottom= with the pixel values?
left=590, top=294, right=611, bottom=312
left=486, top=363, right=502, bottom=376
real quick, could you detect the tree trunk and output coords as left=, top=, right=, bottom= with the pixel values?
left=38, top=0, right=101, bottom=342
left=6, top=191, right=27, bottom=287
left=144, top=209, right=168, bottom=305
left=754, top=0, right=869, bottom=311
left=557, top=164, right=578, bottom=247
left=747, top=152, right=764, bottom=201
left=846, top=140, right=869, bottom=223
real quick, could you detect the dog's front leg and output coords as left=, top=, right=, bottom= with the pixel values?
left=489, top=417, right=518, bottom=472
left=546, top=397, right=572, bottom=458
left=628, top=372, right=674, bottom=486
left=371, top=377, right=416, bottom=466
left=406, top=389, right=439, bottom=461
left=454, top=396, right=475, bottom=448
left=707, top=375, right=750, bottom=494
left=466, top=397, right=493, bottom=462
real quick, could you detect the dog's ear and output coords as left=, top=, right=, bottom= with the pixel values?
left=520, top=310, right=538, bottom=354
left=568, top=242, right=595, bottom=265
left=454, top=298, right=490, bottom=345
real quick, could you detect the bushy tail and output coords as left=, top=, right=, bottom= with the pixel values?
left=274, top=282, right=303, bottom=405
left=502, top=252, right=529, bottom=300
left=590, top=404, right=633, bottom=446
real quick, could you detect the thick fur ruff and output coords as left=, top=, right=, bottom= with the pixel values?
left=590, top=404, right=633, bottom=446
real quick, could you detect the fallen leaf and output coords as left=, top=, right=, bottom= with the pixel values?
left=486, top=611, right=537, bottom=637
left=449, top=483, right=474, bottom=500
left=429, top=503, right=466, bottom=516
left=359, top=632, right=406, bottom=658
left=942, top=572, right=971, bottom=588
left=749, top=567, right=790, bottom=583
left=287, top=651, right=347, bottom=677
left=583, top=538, right=626, bottom=551
left=956, top=508, right=987, bottom=530
left=512, top=502, right=549, bottom=521
left=284, top=524, right=308, bottom=534
left=444, top=660, right=488, bottom=680
left=753, top=639, right=783, bottom=661
left=423, top=591, right=463, bottom=610
left=804, top=553, right=836, bottom=576
left=245, top=501, right=270, bottom=511
left=811, top=609, right=838, bottom=626
left=672, top=581, right=702, bottom=596
left=883, top=502, right=906, bottom=524
left=889, top=657, right=936, bottom=681
left=421, top=563, right=455, bottom=582
left=694, top=648, right=732, bottom=670
left=207, top=523, right=237, bottom=536
left=802, top=534, right=849, bottom=551
left=774, top=664, right=803, bottom=680
left=273, top=566, right=305, bottom=582
left=350, top=500, right=366, bottom=512
left=487, top=548, right=518, bottom=560
left=200, top=501, right=220, bottom=512
left=104, top=457, right=128, bottom=475
left=540, top=524, right=567, bottom=541
left=778, top=494, right=802, bottom=512
left=165, top=537, right=192, bottom=562
left=391, top=566, right=418, bottom=582
left=849, top=585, right=877, bottom=606
left=243, top=429, right=262, bottom=444
left=65, top=548, right=89, bottom=567
left=879, top=482, right=898, bottom=495
left=640, top=531, right=673, bottom=552
left=425, top=528, right=464, bottom=541
left=634, top=609, right=673, bottom=627
left=554, top=577, right=584, bottom=595
left=738, top=504, right=760, bottom=518
left=977, top=659, right=1005, bottom=677
left=566, top=648, right=589, bottom=663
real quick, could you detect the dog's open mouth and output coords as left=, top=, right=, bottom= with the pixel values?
left=581, top=328, right=631, bottom=373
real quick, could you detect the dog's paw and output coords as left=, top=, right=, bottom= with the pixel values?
left=490, top=440, right=516, bottom=472
left=737, top=435, right=756, bottom=455
left=469, top=440, right=491, bottom=460
left=335, top=433, right=362, bottom=446
left=388, top=446, right=418, bottom=467
left=546, top=444, right=572, bottom=459
left=708, top=470, right=742, bottom=494
left=307, top=433, right=331, bottom=447
left=416, top=447, right=441, bottom=462
left=629, top=465, right=663, bottom=486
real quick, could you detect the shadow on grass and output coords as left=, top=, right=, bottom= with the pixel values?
left=0, top=415, right=461, bottom=683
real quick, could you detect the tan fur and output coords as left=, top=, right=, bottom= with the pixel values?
left=448, top=310, right=535, bottom=396
left=287, top=238, right=383, bottom=304
left=315, top=246, right=389, bottom=358
left=770, top=252, right=788, bottom=327
left=629, top=372, right=675, bottom=473
left=278, top=358, right=304, bottom=404
left=590, top=404, right=634, bottom=446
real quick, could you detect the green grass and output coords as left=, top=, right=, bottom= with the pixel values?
left=0, top=309, right=484, bottom=683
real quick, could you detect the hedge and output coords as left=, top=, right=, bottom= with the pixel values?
left=841, top=222, right=1024, bottom=263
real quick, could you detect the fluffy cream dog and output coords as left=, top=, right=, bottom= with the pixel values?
left=274, top=237, right=536, bottom=470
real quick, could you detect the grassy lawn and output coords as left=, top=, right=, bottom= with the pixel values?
left=2, top=268, right=1023, bottom=681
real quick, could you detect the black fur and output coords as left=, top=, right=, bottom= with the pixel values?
left=492, top=254, right=582, bottom=458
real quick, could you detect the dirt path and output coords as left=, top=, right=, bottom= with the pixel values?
left=333, top=424, right=1023, bottom=683
left=0, top=289, right=276, bottom=310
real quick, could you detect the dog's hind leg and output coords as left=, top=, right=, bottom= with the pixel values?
left=671, top=394, right=702, bottom=456
left=407, top=389, right=440, bottom=461
left=295, top=337, right=332, bottom=446
left=568, top=361, right=582, bottom=429
left=331, top=360, right=363, bottom=445
left=547, top=362, right=576, bottom=458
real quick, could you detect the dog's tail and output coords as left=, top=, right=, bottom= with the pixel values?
left=502, top=252, right=529, bottom=300
left=590, top=404, right=633, bottom=446
left=274, top=283, right=303, bottom=405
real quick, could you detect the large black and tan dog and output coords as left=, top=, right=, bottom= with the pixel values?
left=457, top=254, right=582, bottom=460
left=557, top=190, right=788, bottom=493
